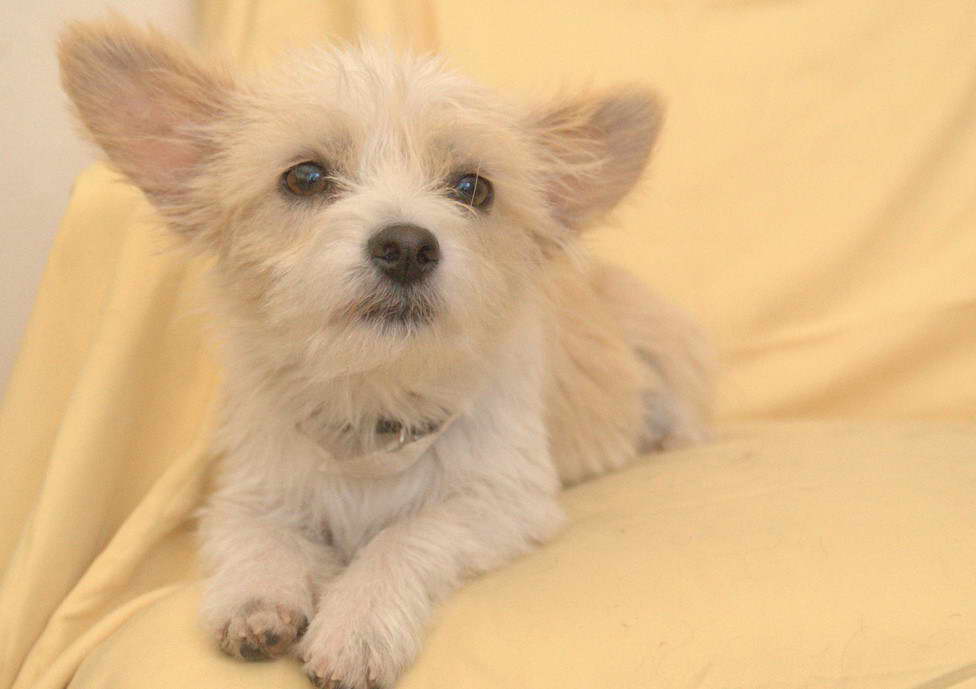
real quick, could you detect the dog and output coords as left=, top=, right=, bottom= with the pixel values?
left=59, top=19, right=714, bottom=689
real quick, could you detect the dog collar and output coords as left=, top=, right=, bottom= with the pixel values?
left=373, top=417, right=443, bottom=449
left=296, top=413, right=456, bottom=477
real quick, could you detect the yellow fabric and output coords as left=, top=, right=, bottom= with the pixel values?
left=0, top=166, right=219, bottom=689
left=197, top=0, right=437, bottom=63
left=2, top=1, right=975, bottom=688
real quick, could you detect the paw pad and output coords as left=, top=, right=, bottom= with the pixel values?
left=217, top=600, right=308, bottom=661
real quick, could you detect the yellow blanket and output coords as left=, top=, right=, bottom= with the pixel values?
left=2, top=1, right=974, bottom=688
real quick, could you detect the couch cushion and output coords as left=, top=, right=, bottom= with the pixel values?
left=71, top=422, right=976, bottom=689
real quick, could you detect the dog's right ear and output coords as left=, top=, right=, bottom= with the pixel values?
left=59, top=19, right=234, bottom=216
left=528, top=88, right=664, bottom=232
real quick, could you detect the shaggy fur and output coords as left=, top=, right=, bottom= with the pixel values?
left=59, top=18, right=714, bottom=689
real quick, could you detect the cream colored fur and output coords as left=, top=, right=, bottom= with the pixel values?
left=59, top=19, right=713, bottom=689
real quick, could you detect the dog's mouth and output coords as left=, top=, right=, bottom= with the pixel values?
left=360, top=300, right=435, bottom=326
left=352, top=288, right=440, bottom=330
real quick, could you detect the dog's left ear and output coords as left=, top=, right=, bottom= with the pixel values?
left=528, top=88, right=664, bottom=231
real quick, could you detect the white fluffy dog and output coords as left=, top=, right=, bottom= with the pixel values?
left=59, top=19, right=713, bottom=689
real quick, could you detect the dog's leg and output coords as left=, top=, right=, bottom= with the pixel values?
left=299, top=486, right=565, bottom=689
left=199, top=498, right=343, bottom=661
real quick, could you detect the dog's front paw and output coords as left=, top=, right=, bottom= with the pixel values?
left=299, top=603, right=415, bottom=689
left=216, top=599, right=309, bottom=661
left=300, top=626, right=380, bottom=689
left=304, top=657, right=375, bottom=689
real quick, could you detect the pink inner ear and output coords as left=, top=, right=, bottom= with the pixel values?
left=107, top=79, right=205, bottom=192
left=135, top=137, right=200, bottom=184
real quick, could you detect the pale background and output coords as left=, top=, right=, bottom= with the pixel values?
left=0, top=2, right=194, bottom=393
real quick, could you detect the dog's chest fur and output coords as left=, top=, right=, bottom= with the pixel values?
left=304, top=458, right=445, bottom=559
left=212, top=304, right=556, bottom=558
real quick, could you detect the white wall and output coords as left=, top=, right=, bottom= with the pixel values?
left=0, top=2, right=194, bottom=394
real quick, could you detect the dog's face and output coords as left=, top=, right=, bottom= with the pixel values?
left=204, top=50, right=562, bottom=368
left=59, top=21, right=662, bottom=376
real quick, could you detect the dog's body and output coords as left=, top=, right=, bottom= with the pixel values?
left=59, top=21, right=713, bottom=688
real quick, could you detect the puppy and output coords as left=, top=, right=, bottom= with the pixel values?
left=59, top=19, right=714, bottom=689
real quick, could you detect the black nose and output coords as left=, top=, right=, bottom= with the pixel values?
left=367, top=224, right=440, bottom=285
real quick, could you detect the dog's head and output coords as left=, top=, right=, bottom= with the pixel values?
left=59, top=20, right=663, bottom=376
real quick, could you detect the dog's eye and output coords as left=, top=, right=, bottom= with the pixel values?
left=451, top=174, right=493, bottom=209
left=282, top=162, right=331, bottom=197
